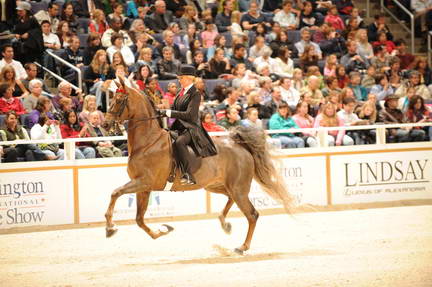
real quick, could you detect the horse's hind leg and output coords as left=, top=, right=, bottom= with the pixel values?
left=218, top=197, right=234, bottom=234
left=135, top=192, right=174, bottom=239
left=105, top=178, right=149, bottom=238
left=230, top=189, right=259, bottom=255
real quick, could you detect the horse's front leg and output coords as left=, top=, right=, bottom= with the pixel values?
left=136, top=192, right=174, bottom=239
left=105, top=178, right=149, bottom=238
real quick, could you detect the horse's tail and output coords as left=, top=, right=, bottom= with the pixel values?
left=230, top=126, right=295, bottom=213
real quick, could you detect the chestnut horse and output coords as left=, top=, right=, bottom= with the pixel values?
left=103, top=81, right=294, bottom=254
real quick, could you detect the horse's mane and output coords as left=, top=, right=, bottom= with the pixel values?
left=127, top=85, right=164, bottom=129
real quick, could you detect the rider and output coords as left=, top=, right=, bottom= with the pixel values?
left=158, top=65, right=217, bottom=185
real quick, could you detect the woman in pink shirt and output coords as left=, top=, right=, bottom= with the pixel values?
left=313, top=102, right=354, bottom=146
left=324, top=5, right=345, bottom=31
left=292, top=101, right=318, bottom=147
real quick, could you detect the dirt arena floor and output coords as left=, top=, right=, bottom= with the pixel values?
left=1, top=205, right=431, bottom=287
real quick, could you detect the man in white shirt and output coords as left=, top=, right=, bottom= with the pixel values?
left=0, top=44, right=27, bottom=80
left=41, top=21, right=61, bottom=50
left=101, top=17, right=133, bottom=48
left=294, top=27, right=322, bottom=59
left=279, top=77, right=300, bottom=109
left=34, top=2, right=60, bottom=33
left=273, top=0, right=298, bottom=30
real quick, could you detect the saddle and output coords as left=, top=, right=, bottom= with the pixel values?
left=167, top=130, right=202, bottom=182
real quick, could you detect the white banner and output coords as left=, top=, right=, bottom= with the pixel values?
left=0, top=169, right=74, bottom=229
left=331, top=150, right=432, bottom=204
left=211, top=156, right=328, bottom=212
left=78, top=166, right=206, bottom=223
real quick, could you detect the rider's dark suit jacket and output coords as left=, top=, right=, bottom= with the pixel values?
left=171, top=85, right=217, bottom=158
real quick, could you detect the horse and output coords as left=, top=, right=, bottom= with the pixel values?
left=103, top=80, right=294, bottom=254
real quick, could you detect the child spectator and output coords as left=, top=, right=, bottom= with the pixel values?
left=269, top=102, right=305, bottom=148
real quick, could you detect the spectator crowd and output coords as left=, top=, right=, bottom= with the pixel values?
left=0, top=0, right=431, bottom=162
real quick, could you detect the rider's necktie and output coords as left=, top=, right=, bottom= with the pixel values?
left=179, top=88, right=185, bottom=97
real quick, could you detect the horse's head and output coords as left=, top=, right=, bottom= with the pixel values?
left=104, top=79, right=130, bottom=131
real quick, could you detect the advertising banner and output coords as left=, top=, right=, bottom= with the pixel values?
left=0, top=169, right=74, bottom=229
left=211, top=156, right=328, bottom=212
left=78, top=166, right=206, bottom=223
left=330, top=150, right=432, bottom=204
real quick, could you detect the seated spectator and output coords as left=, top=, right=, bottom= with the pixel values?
left=292, top=68, right=306, bottom=91
left=301, top=75, right=323, bottom=108
left=26, top=96, right=56, bottom=129
left=347, top=7, right=365, bottom=28
left=412, top=0, right=432, bottom=33
left=201, top=111, right=226, bottom=132
left=0, top=83, right=26, bottom=115
left=273, top=46, right=294, bottom=78
left=314, top=102, right=354, bottom=146
left=263, top=87, right=284, bottom=119
left=337, top=97, right=368, bottom=144
left=299, top=1, right=322, bottom=30
left=214, top=0, right=234, bottom=33
left=270, top=30, right=292, bottom=58
left=274, top=0, right=298, bottom=30
left=367, top=13, right=393, bottom=42
left=144, top=77, right=165, bottom=108
left=0, top=111, right=45, bottom=162
left=336, top=64, right=349, bottom=89
left=207, top=48, right=231, bottom=79
left=372, top=31, right=395, bottom=54
left=396, top=71, right=431, bottom=100
left=299, top=45, right=319, bottom=72
left=34, top=2, right=60, bottom=33
left=136, top=47, right=157, bottom=73
left=85, top=50, right=113, bottom=103
left=324, top=54, right=338, bottom=77
left=23, top=79, right=44, bottom=113
left=370, top=73, right=395, bottom=101
left=269, top=101, right=305, bottom=148
left=107, top=33, right=136, bottom=66
left=156, top=29, right=182, bottom=61
left=356, top=101, right=377, bottom=144
left=80, top=95, right=105, bottom=124
left=230, top=43, right=255, bottom=71
left=30, top=113, right=65, bottom=160
left=279, top=77, right=300, bottom=109
left=89, top=9, right=109, bottom=36
left=126, top=0, right=151, bottom=19
left=240, top=1, right=270, bottom=31
left=83, top=111, right=122, bottom=157
left=378, top=94, right=419, bottom=142
left=312, top=22, right=331, bottom=44
left=394, top=39, right=415, bottom=70
left=56, top=21, right=73, bottom=49
left=52, top=82, right=83, bottom=114
left=398, top=87, right=416, bottom=113
left=324, top=5, right=345, bottom=31
left=163, top=82, right=177, bottom=106
left=41, top=20, right=61, bottom=51
left=130, top=21, right=157, bottom=51
left=362, top=65, right=376, bottom=90
left=134, top=64, right=153, bottom=91
left=405, top=95, right=430, bottom=141
left=336, top=0, right=354, bottom=15
left=241, top=107, right=263, bottom=128
left=83, top=33, right=104, bottom=66
left=218, top=106, right=241, bottom=130
left=319, top=29, right=346, bottom=57
left=356, top=29, right=374, bottom=61
left=145, top=0, right=174, bottom=33
left=60, top=2, right=79, bottom=32
left=201, top=20, right=218, bottom=49
left=0, top=65, right=29, bottom=98
left=231, top=63, right=259, bottom=89
left=349, top=71, right=368, bottom=101
left=245, top=91, right=267, bottom=119
left=215, top=87, right=243, bottom=120
left=157, top=47, right=181, bottom=80
left=343, top=16, right=360, bottom=40
left=60, top=36, right=85, bottom=84
left=294, top=27, right=322, bottom=59
left=21, top=63, right=49, bottom=93
left=340, top=41, right=369, bottom=73
left=229, top=10, right=246, bottom=39
left=108, top=3, right=127, bottom=25
left=292, top=100, right=318, bottom=147
left=322, top=76, right=342, bottom=98
left=102, top=16, right=134, bottom=48
left=414, top=56, right=432, bottom=88
left=179, top=5, right=203, bottom=32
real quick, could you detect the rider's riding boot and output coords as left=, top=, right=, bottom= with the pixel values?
left=180, top=172, right=196, bottom=185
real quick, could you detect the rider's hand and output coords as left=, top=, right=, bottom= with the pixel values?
left=157, top=109, right=169, bottom=117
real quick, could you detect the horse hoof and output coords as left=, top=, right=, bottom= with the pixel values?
left=234, top=248, right=244, bottom=255
left=106, top=228, right=118, bottom=238
left=161, top=224, right=174, bottom=233
left=223, top=222, right=232, bottom=234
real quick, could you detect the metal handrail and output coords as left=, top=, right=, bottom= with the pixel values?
left=380, top=0, right=415, bottom=54
left=45, top=50, right=83, bottom=91
left=366, top=0, right=370, bottom=18
left=428, top=31, right=432, bottom=67
left=33, top=62, right=80, bottom=91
